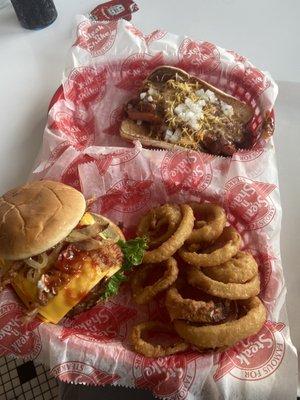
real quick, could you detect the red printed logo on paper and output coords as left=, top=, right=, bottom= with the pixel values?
left=103, top=105, right=126, bottom=136
left=75, top=21, right=117, bottom=56
left=232, top=144, right=264, bottom=163
left=64, top=67, right=107, bottom=108
left=133, top=353, right=199, bottom=398
left=229, top=66, right=271, bottom=97
left=61, top=149, right=140, bottom=192
left=224, top=177, right=276, bottom=230
left=51, top=361, right=120, bottom=385
left=228, top=64, right=245, bottom=86
left=60, top=304, right=136, bottom=343
left=110, top=147, right=140, bottom=165
left=214, top=321, right=285, bottom=381
left=0, top=302, right=41, bottom=359
left=260, top=262, right=282, bottom=304
left=243, top=67, right=271, bottom=97
left=214, top=159, right=230, bottom=176
left=61, top=154, right=94, bottom=191
left=116, top=52, right=164, bottom=91
left=43, top=141, right=69, bottom=172
left=99, top=176, right=153, bottom=213
left=232, top=144, right=266, bottom=179
left=50, top=111, right=95, bottom=148
left=247, top=248, right=281, bottom=303
left=161, top=150, right=213, bottom=195
left=92, top=147, right=140, bottom=174
left=145, top=29, right=167, bottom=44
left=179, top=39, right=220, bottom=75
left=227, top=50, right=247, bottom=63
left=126, top=25, right=144, bottom=39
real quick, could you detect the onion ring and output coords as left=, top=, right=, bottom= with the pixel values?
left=178, top=226, right=241, bottom=267
left=165, top=282, right=232, bottom=323
left=187, top=203, right=226, bottom=243
left=142, top=204, right=194, bottom=263
left=204, top=251, right=258, bottom=283
left=173, top=297, right=266, bottom=349
left=186, top=266, right=260, bottom=299
left=137, top=204, right=181, bottom=248
left=131, top=257, right=178, bottom=304
left=131, top=321, right=189, bottom=357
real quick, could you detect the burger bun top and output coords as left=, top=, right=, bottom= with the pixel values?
left=0, top=180, right=86, bottom=260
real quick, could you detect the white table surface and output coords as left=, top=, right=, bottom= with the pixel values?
left=0, top=0, right=299, bottom=389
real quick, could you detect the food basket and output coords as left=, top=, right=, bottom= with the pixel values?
left=0, top=4, right=297, bottom=400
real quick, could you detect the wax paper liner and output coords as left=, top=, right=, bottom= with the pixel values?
left=0, top=13, right=297, bottom=400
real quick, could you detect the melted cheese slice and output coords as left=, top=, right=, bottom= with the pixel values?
left=12, top=261, right=120, bottom=324
left=78, top=212, right=95, bottom=226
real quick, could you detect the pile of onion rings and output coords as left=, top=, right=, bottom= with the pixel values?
left=130, top=202, right=266, bottom=357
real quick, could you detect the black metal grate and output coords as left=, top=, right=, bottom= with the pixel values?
left=0, top=356, right=58, bottom=400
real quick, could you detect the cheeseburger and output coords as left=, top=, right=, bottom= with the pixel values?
left=0, top=180, right=143, bottom=324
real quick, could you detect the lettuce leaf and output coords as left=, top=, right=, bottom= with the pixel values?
left=101, top=237, right=147, bottom=300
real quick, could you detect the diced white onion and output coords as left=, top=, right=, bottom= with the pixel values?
left=206, top=89, right=218, bottom=104
left=221, top=100, right=234, bottom=117
left=174, top=104, right=185, bottom=114
left=196, top=88, right=217, bottom=104
left=164, top=128, right=182, bottom=143
left=164, top=129, right=174, bottom=141
left=148, top=87, right=158, bottom=96
left=174, top=97, right=203, bottom=130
